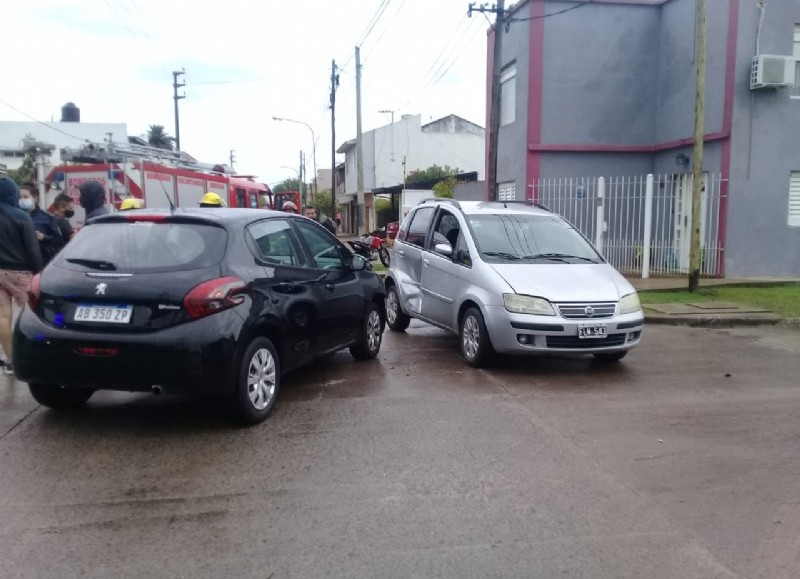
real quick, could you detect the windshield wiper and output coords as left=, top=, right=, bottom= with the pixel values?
left=66, top=258, right=117, bottom=271
left=522, top=253, right=598, bottom=263
left=482, top=251, right=522, bottom=260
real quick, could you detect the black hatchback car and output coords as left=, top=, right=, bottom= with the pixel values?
left=13, top=208, right=386, bottom=424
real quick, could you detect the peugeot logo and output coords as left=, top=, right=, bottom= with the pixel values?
left=584, top=306, right=595, bottom=318
left=95, top=283, right=107, bottom=296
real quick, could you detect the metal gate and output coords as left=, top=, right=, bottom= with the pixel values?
left=533, top=173, right=726, bottom=277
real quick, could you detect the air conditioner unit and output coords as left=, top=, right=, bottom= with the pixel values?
left=750, top=54, right=795, bottom=90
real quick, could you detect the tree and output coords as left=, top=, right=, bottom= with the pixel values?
left=273, top=178, right=301, bottom=194
left=147, top=125, right=176, bottom=150
left=405, top=164, right=460, bottom=188
left=433, top=176, right=457, bottom=199
left=9, top=152, right=35, bottom=185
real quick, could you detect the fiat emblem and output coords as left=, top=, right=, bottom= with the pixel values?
left=584, top=306, right=595, bottom=317
left=95, top=283, right=107, bottom=296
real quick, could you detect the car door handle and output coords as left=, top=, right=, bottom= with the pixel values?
left=398, top=250, right=405, bottom=256
left=325, top=283, right=335, bottom=291
left=423, top=258, right=430, bottom=266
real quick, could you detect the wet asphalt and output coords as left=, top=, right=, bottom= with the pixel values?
left=1, top=323, right=799, bottom=579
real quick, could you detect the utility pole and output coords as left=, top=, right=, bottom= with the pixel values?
left=470, top=1, right=505, bottom=201
left=330, top=59, right=339, bottom=231
left=299, top=150, right=306, bottom=206
left=172, top=69, right=186, bottom=151
left=356, top=46, right=365, bottom=234
left=688, top=0, right=706, bottom=292
left=229, top=150, right=236, bottom=172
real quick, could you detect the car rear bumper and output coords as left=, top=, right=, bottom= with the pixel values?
left=12, top=308, right=243, bottom=394
left=484, top=306, right=644, bottom=355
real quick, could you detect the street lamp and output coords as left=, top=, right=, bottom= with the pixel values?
left=272, top=116, right=317, bottom=203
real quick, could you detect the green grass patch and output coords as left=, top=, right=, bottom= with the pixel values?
left=639, top=283, right=800, bottom=317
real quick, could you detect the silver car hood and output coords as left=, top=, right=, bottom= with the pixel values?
left=489, top=263, right=635, bottom=302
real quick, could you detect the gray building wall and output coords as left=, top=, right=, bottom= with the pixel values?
left=726, top=1, right=800, bottom=277
left=497, top=0, right=800, bottom=277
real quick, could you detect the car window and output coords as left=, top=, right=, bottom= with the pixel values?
left=295, top=221, right=345, bottom=270
left=405, top=207, right=435, bottom=248
left=247, top=219, right=306, bottom=266
left=55, top=222, right=227, bottom=273
left=430, top=209, right=461, bottom=251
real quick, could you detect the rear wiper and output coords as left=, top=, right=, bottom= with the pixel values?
left=66, top=258, right=117, bottom=271
left=522, top=253, right=598, bottom=263
left=482, top=251, right=522, bottom=260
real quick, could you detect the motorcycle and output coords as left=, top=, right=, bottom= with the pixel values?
left=347, top=233, right=391, bottom=267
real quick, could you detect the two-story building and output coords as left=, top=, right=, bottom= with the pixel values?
left=338, top=113, right=485, bottom=233
left=489, top=0, right=800, bottom=277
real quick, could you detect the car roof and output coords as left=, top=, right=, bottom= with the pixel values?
left=417, top=199, right=553, bottom=217
left=90, top=207, right=287, bottom=228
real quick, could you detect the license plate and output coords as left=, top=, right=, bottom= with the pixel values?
left=74, top=304, right=133, bottom=324
left=578, top=324, right=607, bottom=339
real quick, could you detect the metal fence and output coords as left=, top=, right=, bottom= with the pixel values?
left=533, top=173, right=726, bottom=278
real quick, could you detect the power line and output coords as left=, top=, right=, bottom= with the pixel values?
left=424, top=17, right=484, bottom=89
left=509, top=0, right=594, bottom=23
left=357, top=0, right=391, bottom=46
left=362, top=0, right=408, bottom=63
left=340, top=0, right=391, bottom=69
left=0, top=98, right=86, bottom=141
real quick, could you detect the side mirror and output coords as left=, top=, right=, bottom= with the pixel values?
left=433, top=242, right=453, bottom=257
left=351, top=254, right=368, bottom=271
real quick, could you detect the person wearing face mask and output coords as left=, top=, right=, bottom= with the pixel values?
left=77, top=180, right=110, bottom=221
left=19, top=184, right=64, bottom=265
left=0, top=177, right=42, bottom=375
left=51, top=192, right=76, bottom=242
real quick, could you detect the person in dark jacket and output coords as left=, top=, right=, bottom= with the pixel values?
left=51, top=192, right=76, bottom=243
left=19, top=183, right=64, bottom=265
left=0, top=177, right=42, bottom=375
left=303, top=204, right=337, bottom=235
left=78, top=180, right=110, bottom=221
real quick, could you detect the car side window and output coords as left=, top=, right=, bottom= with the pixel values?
left=247, top=219, right=306, bottom=266
left=295, top=221, right=345, bottom=270
left=430, top=210, right=461, bottom=251
left=405, top=207, right=435, bottom=248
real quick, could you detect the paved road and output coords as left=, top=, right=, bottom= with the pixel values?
left=1, top=323, right=799, bottom=578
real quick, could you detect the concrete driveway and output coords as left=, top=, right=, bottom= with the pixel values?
left=0, top=323, right=798, bottom=578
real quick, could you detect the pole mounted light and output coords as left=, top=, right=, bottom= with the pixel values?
left=272, top=117, right=317, bottom=203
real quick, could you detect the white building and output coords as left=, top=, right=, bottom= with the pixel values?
left=337, top=114, right=484, bottom=232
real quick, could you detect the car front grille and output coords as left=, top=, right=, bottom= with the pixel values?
left=556, top=302, right=616, bottom=319
left=546, top=334, right=627, bottom=349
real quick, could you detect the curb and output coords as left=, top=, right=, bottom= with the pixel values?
left=643, top=315, right=800, bottom=328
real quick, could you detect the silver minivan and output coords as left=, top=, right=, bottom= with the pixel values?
left=385, top=199, right=644, bottom=367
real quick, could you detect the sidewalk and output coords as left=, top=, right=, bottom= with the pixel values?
left=628, top=276, right=800, bottom=327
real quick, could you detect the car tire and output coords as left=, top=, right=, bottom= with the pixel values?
left=593, top=351, right=628, bottom=363
left=378, top=246, right=390, bottom=267
left=350, top=302, right=384, bottom=360
left=28, top=383, right=94, bottom=409
left=230, top=337, right=280, bottom=425
left=460, top=307, right=494, bottom=368
left=385, top=284, right=410, bottom=332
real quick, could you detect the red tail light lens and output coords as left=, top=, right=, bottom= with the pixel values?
left=183, top=276, right=247, bottom=320
left=74, top=347, right=118, bottom=357
left=27, top=273, right=41, bottom=310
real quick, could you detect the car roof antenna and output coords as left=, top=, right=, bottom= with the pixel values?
left=157, top=180, right=176, bottom=213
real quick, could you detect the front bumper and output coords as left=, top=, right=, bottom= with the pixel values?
left=484, top=305, right=644, bottom=355
left=12, top=308, right=243, bottom=394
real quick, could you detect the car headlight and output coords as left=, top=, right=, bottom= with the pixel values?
left=503, top=294, right=555, bottom=316
left=618, top=292, right=641, bottom=314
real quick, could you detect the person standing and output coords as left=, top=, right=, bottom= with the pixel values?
left=51, top=192, right=76, bottom=242
left=281, top=200, right=298, bottom=214
left=0, top=177, right=42, bottom=376
left=303, top=204, right=337, bottom=235
left=19, top=183, right=64, bottom=265
left=199, top=192, right=224, bottom=207
left=78, top=181, right=110, bottom=220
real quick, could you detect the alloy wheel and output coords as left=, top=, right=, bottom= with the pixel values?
left=366, top=309, right=382, bottom=352
left=247, top=348, right=277, bottom=411
left=386, top=290, right=399, bottom=325
left=462, top=314, right=480, bottom=360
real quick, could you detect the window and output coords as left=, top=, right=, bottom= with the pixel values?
left=430, top=210, right=461, bottom=250
left=794, top=25, right=800, bottom=98
left=295, top=221, right=345, bottom=269
left=500, top=62, right=516, bottom=125
left=498, top=181, right=516, bottom=201
left=789, top=172, right=800, bottom=227
left=405, top=207, right=435, bottom=248
left=248, top=219, right=305, bottom=266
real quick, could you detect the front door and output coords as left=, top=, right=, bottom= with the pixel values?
left=394, top=206, right=435, bottom=315
left=421, top=209, right=462, bottom=328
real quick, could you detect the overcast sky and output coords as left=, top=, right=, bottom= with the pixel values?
left=3, top=0, right=489, bottom=187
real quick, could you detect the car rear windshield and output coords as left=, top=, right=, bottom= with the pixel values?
left=55, top=222, right=228, bottom=273
left=468, top=214, right=601, bottom=262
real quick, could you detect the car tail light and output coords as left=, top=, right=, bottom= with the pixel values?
left=124, top=214, right=167, bottom=222
left=74, top=347, right=118, bottom=357
left=27, top=273, right=41, bottom=311
left=183, top=276, right=247, bottom=320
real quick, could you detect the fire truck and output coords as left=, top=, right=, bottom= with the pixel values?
left=45, top=140, right=296, bottom=226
